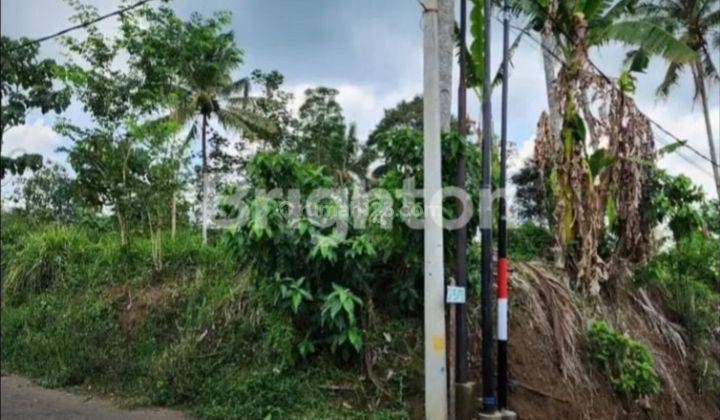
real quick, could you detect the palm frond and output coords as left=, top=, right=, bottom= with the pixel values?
left=216, top=107, right=277, bottom=140
left=582, top=0, right=613, bottom=21
left=597, top=0, right=644, bottom=25
left=221, top=77, right=251, bottom=98
left=492, top=21, right=532, bottom=87
left=703, top=9, right=720, bottom=27
left=165, top=93, right=199, bottom=126
left=601, top=20, right=696, bottom=62
left=185, top=121, right=198, bottom=146
left=700, top=44, right=720, bottom=82
left=656, top=60, right=684, bottom=97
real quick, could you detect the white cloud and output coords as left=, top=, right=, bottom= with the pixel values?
left=2, top=119, right=65, bottom=161
left=645, top=105, right=719, bottom=197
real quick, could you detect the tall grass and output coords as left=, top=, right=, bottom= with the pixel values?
left=4, top=226, right=92, bottom=300
left=1, top=217, right=408, bottom=418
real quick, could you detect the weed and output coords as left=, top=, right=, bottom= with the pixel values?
left=588, top=319, right=661, bottom=398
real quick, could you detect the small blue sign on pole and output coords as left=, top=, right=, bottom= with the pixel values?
left=446, top=286, right=466, bottom=304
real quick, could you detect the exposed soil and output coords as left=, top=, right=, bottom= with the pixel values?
left=464, top=261, right=719, bottom=420
left=115, top=286, right=176, bottom=336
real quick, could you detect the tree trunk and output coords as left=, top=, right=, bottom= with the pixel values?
left=201, top=114, right=209, bottom=245
left=117, top=212, right=127, bottom=247
left=438, top=0, right=454, bottom=131
left=171, top=193, right=177, bottom=240
left=541, top=30, right=561, bottom=139
left=692, top=62, right=720, bottom=201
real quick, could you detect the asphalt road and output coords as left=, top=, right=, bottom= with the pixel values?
left=1, top=375, right=187, bottom=419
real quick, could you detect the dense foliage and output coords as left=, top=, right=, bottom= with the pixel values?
left=588, top=319, right=661, bottom=398
left=2, top=0, right=719, bottom=417
left=1, top=216, right=411, bottom=418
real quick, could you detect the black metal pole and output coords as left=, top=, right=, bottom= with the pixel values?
left=497, top=0, right=510, bottom=411
left=455, top=0, right=469, bottom=387
left=481, top=0, right=496, bottom=412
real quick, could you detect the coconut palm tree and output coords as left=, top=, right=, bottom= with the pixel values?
left=166, top=35, right=273, bottom=245
left=635, top=0, right=720, bottom=200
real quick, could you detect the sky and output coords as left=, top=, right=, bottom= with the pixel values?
left=2, top=0, right=719, bottom=201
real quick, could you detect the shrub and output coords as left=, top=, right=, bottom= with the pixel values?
left=4, top=225, right=92, bottom=300
left=633, top=232, right=719, bottom=344
left=507, top=222, right=553, bottom=261
left=588, top=319, right=661, bottom=398
left=321, top=283, right=363, bottom=356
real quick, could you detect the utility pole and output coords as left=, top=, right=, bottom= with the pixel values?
left=497, top=2, right=516, bottom=419
left=438, top=0, right=454, bottom=131
left=454, top=0, right=476, bottom=419
left=480, top=0, right=498, bottom=416
left=421, top=1, right=448, bottom=418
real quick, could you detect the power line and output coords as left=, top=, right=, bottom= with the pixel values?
left=654, top=131, right=716, bottom=178
left=5, top=0, right=158, bottom=53
left=497, top=13, right=720, bottom=171
left=505, top=14, right=716, bottom=178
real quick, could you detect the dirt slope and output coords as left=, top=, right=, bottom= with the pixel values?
left=466, top=261, right=719, bottom=420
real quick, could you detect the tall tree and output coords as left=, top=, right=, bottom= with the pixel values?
left=57, top=2, right=195, bottom=244
left=294, top=87, right=358, bottom=178
left=124, top=7, right=273, bottom=244
left=636, top=0, right=720, bottom=200
left=250, top=69, right=295, bottom=150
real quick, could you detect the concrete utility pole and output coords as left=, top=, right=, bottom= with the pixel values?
left=438, top=0, right=454, bottom=131
left=421, top=1, right=448, bottom=419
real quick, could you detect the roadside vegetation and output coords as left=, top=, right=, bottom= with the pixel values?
left=1, top=0, right=718, bottom=418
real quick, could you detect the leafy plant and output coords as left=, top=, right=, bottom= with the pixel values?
left=277, top=275, right=312, bottom=314
left=321, top=284, right=363, bottom=355
left=588, top=319, right=661, bottom=398
left=507, top=222, right=553, bottom=261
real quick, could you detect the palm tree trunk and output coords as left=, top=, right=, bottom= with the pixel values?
left=201, top=113, right=209, bottom=245
left=692, top=62, right=720, bottom=201
left=541, top=31, right=561, bottom=139
left=171, top=193, right=177, bottom=240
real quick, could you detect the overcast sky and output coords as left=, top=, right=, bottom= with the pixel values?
left=2, top=0, right=719, bottom=199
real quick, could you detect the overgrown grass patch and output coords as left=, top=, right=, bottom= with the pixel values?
left=1, top=221, right=417, bottom=418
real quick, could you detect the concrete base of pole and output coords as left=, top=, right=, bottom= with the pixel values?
left=478, top=410, right=502, bottom=419
left=454, top=382, right=476, bottom=420
left=500, top=409, right=517, bottom=420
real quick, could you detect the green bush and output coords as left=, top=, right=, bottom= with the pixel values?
left=588, top=319, right=661, bottom=398
left=634, top=232, right=719, bottom=344
left=221, top=130, right=483, bottom=357
left=507, top=222, right=553, bottom=261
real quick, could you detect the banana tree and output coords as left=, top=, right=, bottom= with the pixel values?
left=522, top=0, right=696, bottom=294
